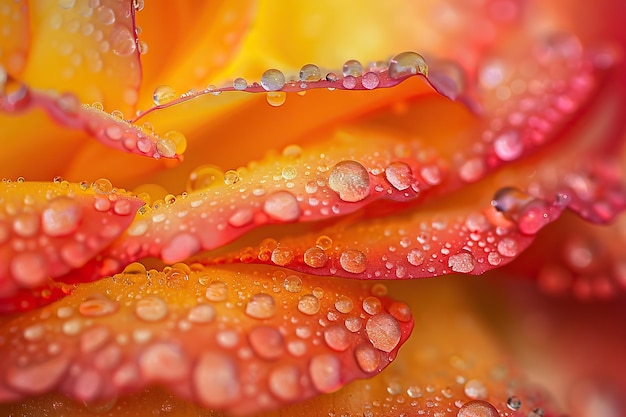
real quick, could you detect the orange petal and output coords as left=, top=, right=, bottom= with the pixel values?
left=0, top=180, right=142, bottom=310
left=19, top=0, right=142, bottom=113
left=0, top=263, right=412, bottom=414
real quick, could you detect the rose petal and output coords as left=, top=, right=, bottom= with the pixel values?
left=0, top=263, right=412, bottom=414
left=0, top=180, right=142, bottom=311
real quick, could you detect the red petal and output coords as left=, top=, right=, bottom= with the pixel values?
left=0, top=263, right=412, bottom=414
left=0, top=180, right=142, bottom=311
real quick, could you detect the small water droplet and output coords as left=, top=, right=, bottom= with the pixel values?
left=385, top=161, right=413, bottom=191
left=464, top=379, right=488, bottom=399
left=355, top=344, right=380, bottom=373
left=266, top=91, right=287, bottom=107
left=365, top=313, right=401, bottom=352
left=448, top=252, right=476, bottom=273
left=205, top=281, right=228, bottom=302
left=223, top=170, right=239, bottom=185
left=233, top=78, right=247, bottom=90
left=92, top=178, right=113, bottom=194
left=271, top=246, right=294, bottom=266
left=407, top=249, right=425, bottom=266
left=110, top=25, right=136, bottom=56
left=42, top=197, right=82, bottom=237
left=328, top=160, right=370, bottom=202
left=263, top=191, right=300, bottom=222
left=493, top=130, right=523, bottom=161
left=334, top=296, right=353, bottom=314
left=187, top=165, right=224, bottom=191
left=362, top=72, right=380, bottom=89
left=283, top=275, right=302, bottom=293
left=316, top=235, right=333, bottom=250
left=303, top=247, right=328, bottom=268
left=324, top=325, right=350, bottom=351
left=388, top=51, right=428, bottom=79
left=506, top=396, right=522, bottom=411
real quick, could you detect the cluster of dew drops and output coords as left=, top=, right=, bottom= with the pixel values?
left=150, top=51, right=428, bottom=110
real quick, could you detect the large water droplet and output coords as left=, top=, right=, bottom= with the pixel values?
left=339, top=249, right=367, bottom=274
left=205, top=281, right=228, bottom=302
left=260, top=69, right=286, bottom=91
left=448, top=252, right=476, bottom=273
left=41, top=197, right=82, bottom=237
left=245, top=293, right=277, bottom=319
left=263, top=191, right=300, bottom=222
left=457, top=400, right=499, bottom=417
left=303, top=247, right=328, bottom=268
left=309, top=354, right=341, bottom=393
left=365, top=313, right=401, bottom=352
left=342, top=59, right=363, bottom=77
left=493, top=130, right=523, bottom=161
left=153, top=85, right=176, bottom=105
left=355, top=344, right=379, bottom=373
left=297, top=294, right=320, bottom=315
left=232, top=78, right=247, bottom=90
left=385, top=161, right=413, bottom=191
left=328, top=161, right=370, bottom=203
left=299, top=64, right=322, bottom=81
left=110, top=25, right=136, bottom=56
left=135, top=296, right=168, bottom=321
left=388, top=51, right=428, bottom=79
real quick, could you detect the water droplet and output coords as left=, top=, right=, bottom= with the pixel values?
left=493, top=130, right=523, bottom=161
left=187, top=165, right=224, bottom=191
left=365, top=313, right=401, bottom=352
left=388, top=51, right=428, bottom=79
left=385, top=162, right=413, bottom=191
left=407, top=386, right=423, bottom=398
left=309, top=354, right=341, bottom=393
left=342, top=59, right=363, bottom=77
left=362, top=72, right=380, bottom=89
left=340, top=249, right=367, bottom=274
left=345, top=316, right=362, bottom=332
left=271, top=246, right=294, bottom=266
left=233, top=78, right=247, bottom=90
left=354, top=344, right=380, bottom=373
left=205, top=281, right=228, bottom=302
left=79, top=294, right=119, bottom=317
left=223, top=170, right=239, bottom=185
left=248, top=326, right=284, bottom=360
left=362, top=296, right=382, bottom=315
left=153, top=85, right=176, bottom=105
left=297, top=294, right=320, bottom=315
left=316, top=235, right=333, bottom=250
left=245, top=293, right=276, bottom=319
left=193, top=352, right=240, bottom=408
left=517, top=200, right=551, bottom=235
left=283, top=275, right=302, bottom=293
left=156, top=138, right=177, bottom=157
left=299, top=64, right=322, bottom=82
left=41, top=197, right=82, bottom=237
left=266, top=91, right=287, bottom=107
left=92, top=178, right=113, bottom=194
left=334, top=295, right=353, bottom=314
left=110, top=25, right=136, bottom=56
left=448, top=253, right=476, bottom=273
left=324, top=325, right=350, bottom=351
left=457, top=400, right=499, bottom=417
left=135, top=296, right=168, bottom=322
left=407, top=249, right=425, bottom=266
left=260, top=68, right=286, bottom=91
left=11, top=252, right=47, bottom=287
left=228, top=208, right=253, bottom=227
left=464, top=379, right=488, bottom=399
left=506, top=396, right=522, bottom=411
left=304, top=247, right=328, bottom=268
left=269, top=365, right=301, bottom=401
left=342, top=76, right=357, bottom=89
left=188, top=303, right=216, bottom=323
left=496, top=237, right=518, bottom=257
left=263, top=191, right=300, bottom=222
left=164, top=130, right=187, bottom=154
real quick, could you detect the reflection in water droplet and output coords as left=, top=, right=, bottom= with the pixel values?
left=153, top=85, right=176, bottom=105
left=388, top=51, right=428, bottom=79
left=260, top=69, right=286, bottom=91
left=299, top=64, right=322, bottom=81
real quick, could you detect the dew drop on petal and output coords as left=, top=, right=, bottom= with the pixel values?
left=297, top=294, right=320, bottom=315
left=299, top=64, right=322, bottom=82
left=303, top=247, right=328, bottom=268
left=92, top=178, right=113, bottom=194
left=269, top=365, right=301, bottom=401
left=205, top=281, right=228, bottom=302
left=334, top=295, right=353, bottom=314
left=245, top=293, right=277, bottom=319
left=309, top=354, right=341, bottom=393
left=517, top=200, right=551, bottom=235
left=464, top=379, right=488, bottom=399
left=263, top=191, right=300, bottom=222
left=365, top=313, right=401, bottom=352
left=248, top=326, right=284, bottom=360
left=457, top=400, right=499, bottom=417
left=342, top=59, right=363, bottom=77
left=328, top=161, right=370, bottom=202
left=283, top=275, right=302, bottom=293
left=79, top=295, right=119, bottom=317
left=271, top=246, right=294, bottom=266
left=153, top=85, right=176, bottom=105
left=362, top=296, right=382, bottom=315
left=187, top=303, right=216, bottom=323
left=41, top=197, right=82, bottom=237
left=193, top=352, right=240, bottom=408
left=493, top=130, right=523, bottom=161
left=340, top=249, right=367, bottom=274
left=135, top=296, right=168, bottom=322
left=187, top=165, right=224, bottom=191
left=110, top=25, right=136, bottom=56
left=324, top=325, right=350, bottom=351
left=355, top=344, right=380, bottom=373
left=448, top=253, right=476, bottom=273
left=507, top=396, right=522, bottom=411
left=388, top=51, right=428, bottom=79
left=407, top=249, right=425, bottom=266
left=361, top=72, right=380, bottom=89
left=233, top=78, right=247, bottom=90
left=260, top=69, right=286, bottom=91
left=385, top=161, right=413, bottom=191
left=316, top=235, right=333, bottom=250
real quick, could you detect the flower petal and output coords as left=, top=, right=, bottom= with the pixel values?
left=0, top=180, right=142, bottom=311
left=0, top=263, right=412, bottom=414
